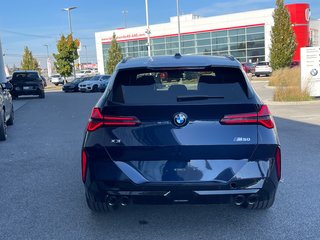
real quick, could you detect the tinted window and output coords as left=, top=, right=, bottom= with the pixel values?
left=12, top=72, right=40, bottom=82
left=110, top=67, right=249, bottom=105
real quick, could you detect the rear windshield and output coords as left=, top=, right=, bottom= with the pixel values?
left=109, top=67, right=250, bottom=105
left=12, top=72, right=40, bottom=82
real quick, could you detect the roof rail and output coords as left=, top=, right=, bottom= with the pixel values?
left=224, top=55, right=235, bottom=61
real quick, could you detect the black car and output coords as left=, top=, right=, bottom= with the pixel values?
left=10, top=71, right=45, bottom=98
left=82, top=55, right=281, bottom=212
left=62, top=77, right=91, bottom=92
left=0, top=81, right=14, bottom=141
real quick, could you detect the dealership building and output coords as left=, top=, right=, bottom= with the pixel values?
left=95, top=3, right=320, bottom=74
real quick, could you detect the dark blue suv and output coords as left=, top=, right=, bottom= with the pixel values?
left=82, top=55, right=281, bottom=212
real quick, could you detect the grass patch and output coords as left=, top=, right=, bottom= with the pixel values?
left=269, top=67, right=313, bottom=101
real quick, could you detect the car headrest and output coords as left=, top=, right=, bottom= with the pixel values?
left=198, top=75, right=215, bottom=84
left=168, top=84, right=188, bottom=93
left=133, top=75, right=156, bottom=85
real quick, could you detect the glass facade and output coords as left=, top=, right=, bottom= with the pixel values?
left=102, top=26, right=265, bottom=71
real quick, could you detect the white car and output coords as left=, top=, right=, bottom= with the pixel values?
left=255, top=62, right=272, bottom=77
left=76, top=70, right=94, bottom=78
left=51, top=74, right=64, bottom=85
left=78, top=75, right=110, bottom=92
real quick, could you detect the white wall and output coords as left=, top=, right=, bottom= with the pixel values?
left=95, top=8, right=275, bottom=74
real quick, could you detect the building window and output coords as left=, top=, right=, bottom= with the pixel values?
left=101, top=25, right=266, bottom=70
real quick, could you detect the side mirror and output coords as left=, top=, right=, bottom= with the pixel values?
left=1, top=82, right=13, bottom=91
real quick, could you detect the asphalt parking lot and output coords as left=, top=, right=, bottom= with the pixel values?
left=0, top=87, right=320, bottom=240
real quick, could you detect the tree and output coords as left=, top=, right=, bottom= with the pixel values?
left=53, top=34, right=79, bottom=79
left=270, top=0, right=296, bottom=71
left=106, top=33, right=122, bottom=74
left=20, top=47, right=39, bottom=71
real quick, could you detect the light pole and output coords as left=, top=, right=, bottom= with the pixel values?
left=0, top=39, right=6, bottom=82
left=43, top=44, right=51, bottom=78
left=83, top=45, right=88, bottom=66
left=145, top=0, right=151, bottom=57
left=122, top=10, right=128, bottom=28
left=44, top=44, right=49, bottom=59
left=63, top=6, right=77, bottom=79
left=176, top=0, right=181, bottom=54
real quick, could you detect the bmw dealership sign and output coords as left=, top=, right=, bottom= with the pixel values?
left=301, top=47, right=320, bottom=97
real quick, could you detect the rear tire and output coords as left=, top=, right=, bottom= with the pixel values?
left=39, top=91, right=45, bottom=99
left=0, top=109, right=7, bottom=141
left=85, top=191, right=112, bottom=213
left=7, top=107, right=14, bottom=126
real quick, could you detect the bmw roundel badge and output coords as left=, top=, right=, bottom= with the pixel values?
left=173, top=112, right=188, bottom=127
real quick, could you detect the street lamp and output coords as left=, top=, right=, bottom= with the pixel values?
left=176, top=0, right=181, bottom=54
left=63, top=6, right=77, bottom=79
left=145, top=0, right=151, bottom=57
left=83, top=45, right=88, bottom=66
left=63, top=6, right=77, bottom=34
left=122, top=10, right=128, bottom=28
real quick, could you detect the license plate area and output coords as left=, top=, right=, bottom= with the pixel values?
left=23, top=86, right=33, bottom=90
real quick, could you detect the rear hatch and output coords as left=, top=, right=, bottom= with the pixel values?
left=11, top=72, right=41, bottom=90
left=100, top=67, right=261, bottom=183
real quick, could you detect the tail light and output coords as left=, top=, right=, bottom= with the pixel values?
left=275, top=147, right=281, bottom=181
left=220, top=105, right=274, bottom=129
left=87, top=107, right=140, bottom=132
left=81, top=150, right=87, bottom=183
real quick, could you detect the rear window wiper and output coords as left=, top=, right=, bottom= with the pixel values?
left=177, top=95, right=224, bottom=102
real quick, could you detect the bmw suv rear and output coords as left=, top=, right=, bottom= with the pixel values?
left=82, top=55, right=281, bottom=212
left=10, top=71, right=45, bottom=98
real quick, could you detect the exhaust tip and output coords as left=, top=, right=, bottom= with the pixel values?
left=234, top=195, right=245, bottom=206
left=107, top=196, right=118, bottom=206
left=120, top=196, right=130, bottom=206
left=247, top=194, right=258, bottom=205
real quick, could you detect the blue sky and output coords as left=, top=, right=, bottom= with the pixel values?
left=0, top=0, right=319, bottom=67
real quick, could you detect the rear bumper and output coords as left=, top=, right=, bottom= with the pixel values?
left=11, top=88, right=43, bottom=96
left=255, top=71, right=272, bottom=75
left=85, top=178, right=277, bottom=205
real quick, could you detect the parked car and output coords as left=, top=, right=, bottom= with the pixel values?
left=62, top=76, right=91, bottom=92
left=10, top=71, right=45, bottom=98
left=241, top=62, right=255, bottom=74
left=78, top=75, right=110, bottom=92
left=98, top=75, right=111, bottom=92
left=51, top=74, right=64, bottom=86
left=81, top=55, right=281, bottom=212
left=41, top=76, right=47, bottom=87
left=290, top=61, right=300, bottom=68
left=254, top=62, right=272, bottom=77
left=76, top=70, right=94, bottom=78
left=0, top=81, right=14, bottom=141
